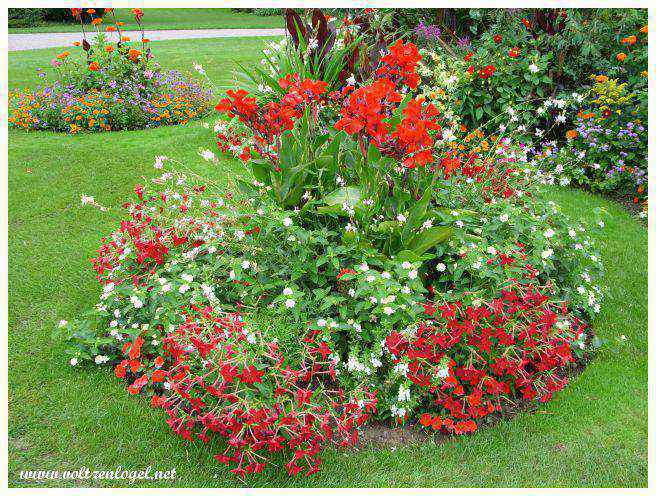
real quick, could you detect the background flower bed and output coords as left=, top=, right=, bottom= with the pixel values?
left=8, top=9, right=212, bottom=133
left=10, top=22, right=646, bottom=485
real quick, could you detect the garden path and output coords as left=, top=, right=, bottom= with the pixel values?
left=8, top=28, right=285, bottom=51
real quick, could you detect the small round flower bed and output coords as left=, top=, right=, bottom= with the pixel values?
left=58, top=10, right=606, bottom=480
left=8, top=8, right=212, bottom=134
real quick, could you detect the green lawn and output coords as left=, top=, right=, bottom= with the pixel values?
left=9, top=8, right=283, bottom=33
left=7, top=37, right=648, bottom=488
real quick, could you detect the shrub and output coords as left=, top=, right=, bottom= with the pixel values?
left=528, top=24, right=648, bottom=203
left=463, top=9, right=647, bottom=90
left=9, top=8, right=100, bottom=27
left=8, top=8, right=212, bottom=133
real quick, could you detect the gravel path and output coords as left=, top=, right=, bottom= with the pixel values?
left=9, top=28, right=285, bottom=51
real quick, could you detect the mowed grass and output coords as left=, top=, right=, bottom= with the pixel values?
left=8, top=37, right=647, bottom=488
left=9, top=8, right=283, bottom=33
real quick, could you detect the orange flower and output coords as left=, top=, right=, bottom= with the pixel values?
left=621, top=35, right=637, bottom=45
left=143, top=38, right=151, bottom=43
left=616, top=52, right=627, bottom=62
left=641, top=70, right=648, bottom=77
left=106, top=26, right=117, bottom=32
left=89, top=61, right=100, bottom=71
left=566, top=129, right=579, bottom=140
left=105, top=45, right=114, bottom=53
left=56, top=51, right=70, bottom=59
left=595, top=74, right=608, bottom=83
left=72, top=41, right=81, bottom=47
left=640, top=25, right=648, bottom=34
left=86, top=8, right=95, bottom=14
left=121, top=36, right=131, bottom=42
left=128, top=48, right=142, bottom=61
left=116, top=21, right=124, bottom=26
left=91, top=18, right=102, bottom=26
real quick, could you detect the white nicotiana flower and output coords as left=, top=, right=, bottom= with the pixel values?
left=396, top=214, right=406, bottom=223
left=70, top=357, right=78, bottom=366
left=283, top=217, right=293, bottom=227
left=95, top=355, right=109, bottom=364
left=58, top=320, right=68, bottom=328
left=398, top=384, right=410, bottom=402
left=192, top=62, right=206, bottom=75
left=436, top=263, right=446, bottom=272
left=199, top=149, right=216, bottom=162
left=499, top=213, right=509, bottom=223
left=408, top=269, right=418, bottom=280
left=358, top=262, right=369, bottom=272
left=179, top=284, right=190, bottom=294
left=381, top=271, right=391, bottom=280
left=283, top=287, right=293, bottom=296
left=528, top=63, right=539, bottom=73
left=130, top=295, right=143, bottom=308
left=154, top=155, right=167, bottom=169
left=241, top=260, right=251, bottom=270
left=285, top=299, right=296, bottom=308
left=394, top=362, right=409, bottom=376
left=541, top=248, right=554, bottom=259
left=402, top=261, right=412, bottom=269
left=544, top=228, right=555, bottom=238
left=181, top=273, right=194, bottom=283
left=317, top=318, right=327, bottom=327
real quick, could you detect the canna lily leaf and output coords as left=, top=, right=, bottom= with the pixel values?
left=408, top=226, right=454, bottom=256
left=317, top=186, right=362, bottom=215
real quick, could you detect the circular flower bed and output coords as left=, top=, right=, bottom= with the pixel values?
left=9, top=8, right=212, bottom=133
left=58, top=10, right=606, bottom=479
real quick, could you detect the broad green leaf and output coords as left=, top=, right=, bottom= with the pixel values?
left=408, top=226, right=454, bottom=255
left=317, top=186, right=362, bottom=215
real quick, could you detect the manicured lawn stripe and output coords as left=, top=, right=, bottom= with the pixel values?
left=9, top=9, right=283, bottom=33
